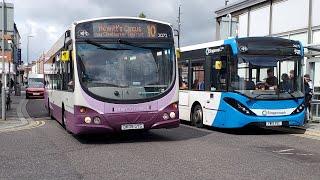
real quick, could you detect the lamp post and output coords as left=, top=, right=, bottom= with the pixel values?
left=1, top=0, right=5, bottom=120
left=26, top=35, right=33, bottom=84
left=27, top=35, right=33, bottom=64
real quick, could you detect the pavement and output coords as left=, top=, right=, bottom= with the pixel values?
left=0, top=90, right=33, bottom=133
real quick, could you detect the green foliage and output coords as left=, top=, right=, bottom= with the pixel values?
left=138, top=12, right=146, bottom=18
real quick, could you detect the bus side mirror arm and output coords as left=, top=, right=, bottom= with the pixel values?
left=67, top=80, right=74, bottom=91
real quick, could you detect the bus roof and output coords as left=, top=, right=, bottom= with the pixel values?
left=179, top=40, right=224, bottom=52
left=74, top=16, right=172, bottom=27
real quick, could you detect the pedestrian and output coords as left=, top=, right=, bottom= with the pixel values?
left=10, top=78, right=14, bottom=94
left=0, top=80, right=2, bottom=94
left=304, top=74, right=313, bottom=122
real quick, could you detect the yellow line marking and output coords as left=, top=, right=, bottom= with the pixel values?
left=0, top=121, right=46, bottom=133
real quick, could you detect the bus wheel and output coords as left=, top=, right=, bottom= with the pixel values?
left=62, top=108, right=72, bottom=134
left=48, top=102, right=54, bottom=120
left=192, top=104, right=204, bottom=128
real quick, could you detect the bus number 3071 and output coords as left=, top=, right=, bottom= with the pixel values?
left=158, top=33, right=168, bottom=38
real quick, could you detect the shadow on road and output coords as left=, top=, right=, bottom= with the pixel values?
left=74, top=125, right=211, bottom=144
left=180, top=121, right=306, bottom=135
left=207, top=126, right=306, bottom=135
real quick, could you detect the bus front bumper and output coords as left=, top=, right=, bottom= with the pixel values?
left=72, top=119, right=180, bottom=135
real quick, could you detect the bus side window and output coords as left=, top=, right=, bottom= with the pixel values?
left=61, top=44, right=74, bottom=91
left=179, top=62, right=189, bottom=90
left=212, top=56, right=227, bottom=91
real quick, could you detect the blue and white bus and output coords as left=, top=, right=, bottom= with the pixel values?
left=178, top=37, right=305, bottom=128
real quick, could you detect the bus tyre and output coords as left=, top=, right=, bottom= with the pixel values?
left=48, top=101, right=54, bottom=120
left=192, top=104, right=204, bottom=128
left=62, top=108, right=72, bottom=134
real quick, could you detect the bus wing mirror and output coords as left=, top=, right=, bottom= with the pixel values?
left=215, top=60, right=222, bottom=70
left=67, top=81, right=74, bottom=91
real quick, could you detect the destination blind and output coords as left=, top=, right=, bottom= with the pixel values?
left=75, top=19, right=173, bottom=40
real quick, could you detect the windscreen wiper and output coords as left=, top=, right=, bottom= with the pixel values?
left=88, top=81, right=128, bottom=88
left=247, top=93, right=276, bottom=102
left=118, top=39, right=154, bottom=50
left=279, top=90, right=298, bottom=102
left=84, top=39, right=129, bottom=50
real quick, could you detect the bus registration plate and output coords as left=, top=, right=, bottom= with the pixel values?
left=121, top=124, right=144, bottom=130
left=266, top=121, right=282, bottom=126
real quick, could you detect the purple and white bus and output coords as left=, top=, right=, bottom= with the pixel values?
left=44, top=17, right=179, bottom=135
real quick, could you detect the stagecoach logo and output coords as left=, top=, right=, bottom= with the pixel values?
left=239, top=46, right=248, bottom=53
left=78, top=29, right=90, bottom=37
left=261, top=110, right=287, bottom=116
left=205, top=47, right=223, bottom=55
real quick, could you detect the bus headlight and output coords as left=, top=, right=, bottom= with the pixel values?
left=223, top=97, right=256, bottom=116
left=291, top=103, right=305, bottom=115
left=79, top=107, right=87, bottom=113
left=93, top=117, right=101, bottom=124
left=84, top=116, right=92, bottom=124
left=163, top=113, right=170, bottom=120
left=169, top=112, right=176, bottom=119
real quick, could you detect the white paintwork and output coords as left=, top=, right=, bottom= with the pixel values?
left=179, top=40, right=224, bottom=52
left=75, top=16, right=172, bottom=27
left=251, top=108, right=296, bottom=117
left=178, top=90, right=222, bottom=126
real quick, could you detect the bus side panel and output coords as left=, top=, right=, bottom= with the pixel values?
left=178, top=90, right=191, bottom=121
left=63, top=91, right=75, bottom=130
left=52, top=91, right=63, bottom=123
left=203, top=92, right=223, bottom=126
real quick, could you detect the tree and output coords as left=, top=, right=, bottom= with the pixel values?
left=138, top=12, right=146, bottom=18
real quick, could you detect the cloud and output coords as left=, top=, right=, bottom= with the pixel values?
left=11, top=0, right=227, bottom=61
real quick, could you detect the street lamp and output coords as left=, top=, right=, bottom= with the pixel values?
left=1, top=0, right=5, bottom=120
left=27, top=35, right=33, bottom=64
left=26, top=35, right=33, bottom=85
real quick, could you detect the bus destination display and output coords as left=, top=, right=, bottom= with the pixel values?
left=93, top=22, right=157, bottom=38
left=76, top=20, right=172, bottom=40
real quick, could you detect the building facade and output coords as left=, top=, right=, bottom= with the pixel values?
left=215, top=0, right=320, bottom=96
left=0, top=2, right=21, bottom=86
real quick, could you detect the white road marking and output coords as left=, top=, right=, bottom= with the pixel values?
left=273, top=149, right=295, bottom=153
left=279, top=152, right=294, bottom=155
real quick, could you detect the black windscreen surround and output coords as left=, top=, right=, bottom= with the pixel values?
left=75, top=19, right=173, bottom=42
left=236, top=37, right=302, bottom=57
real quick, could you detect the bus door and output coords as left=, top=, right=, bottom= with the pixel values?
left=202, top=45, right=230, bottom=125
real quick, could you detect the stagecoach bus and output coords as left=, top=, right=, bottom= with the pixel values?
left=44, top=17, right=179, bottom=134
left=178, top=37, right=305, bottom=128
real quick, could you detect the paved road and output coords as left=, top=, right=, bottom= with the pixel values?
left=0, top=99, right=319, bottom=179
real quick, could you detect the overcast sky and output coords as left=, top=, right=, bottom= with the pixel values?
left=10, top=0, right=238, bottom=63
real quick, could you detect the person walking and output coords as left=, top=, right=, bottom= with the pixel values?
left=304, top=74, right=313, bottom=122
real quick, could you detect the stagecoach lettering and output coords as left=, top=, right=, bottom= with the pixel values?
left=205, top=47, right=222, bottom=55
left=114, top=106, right=148, bottom=112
